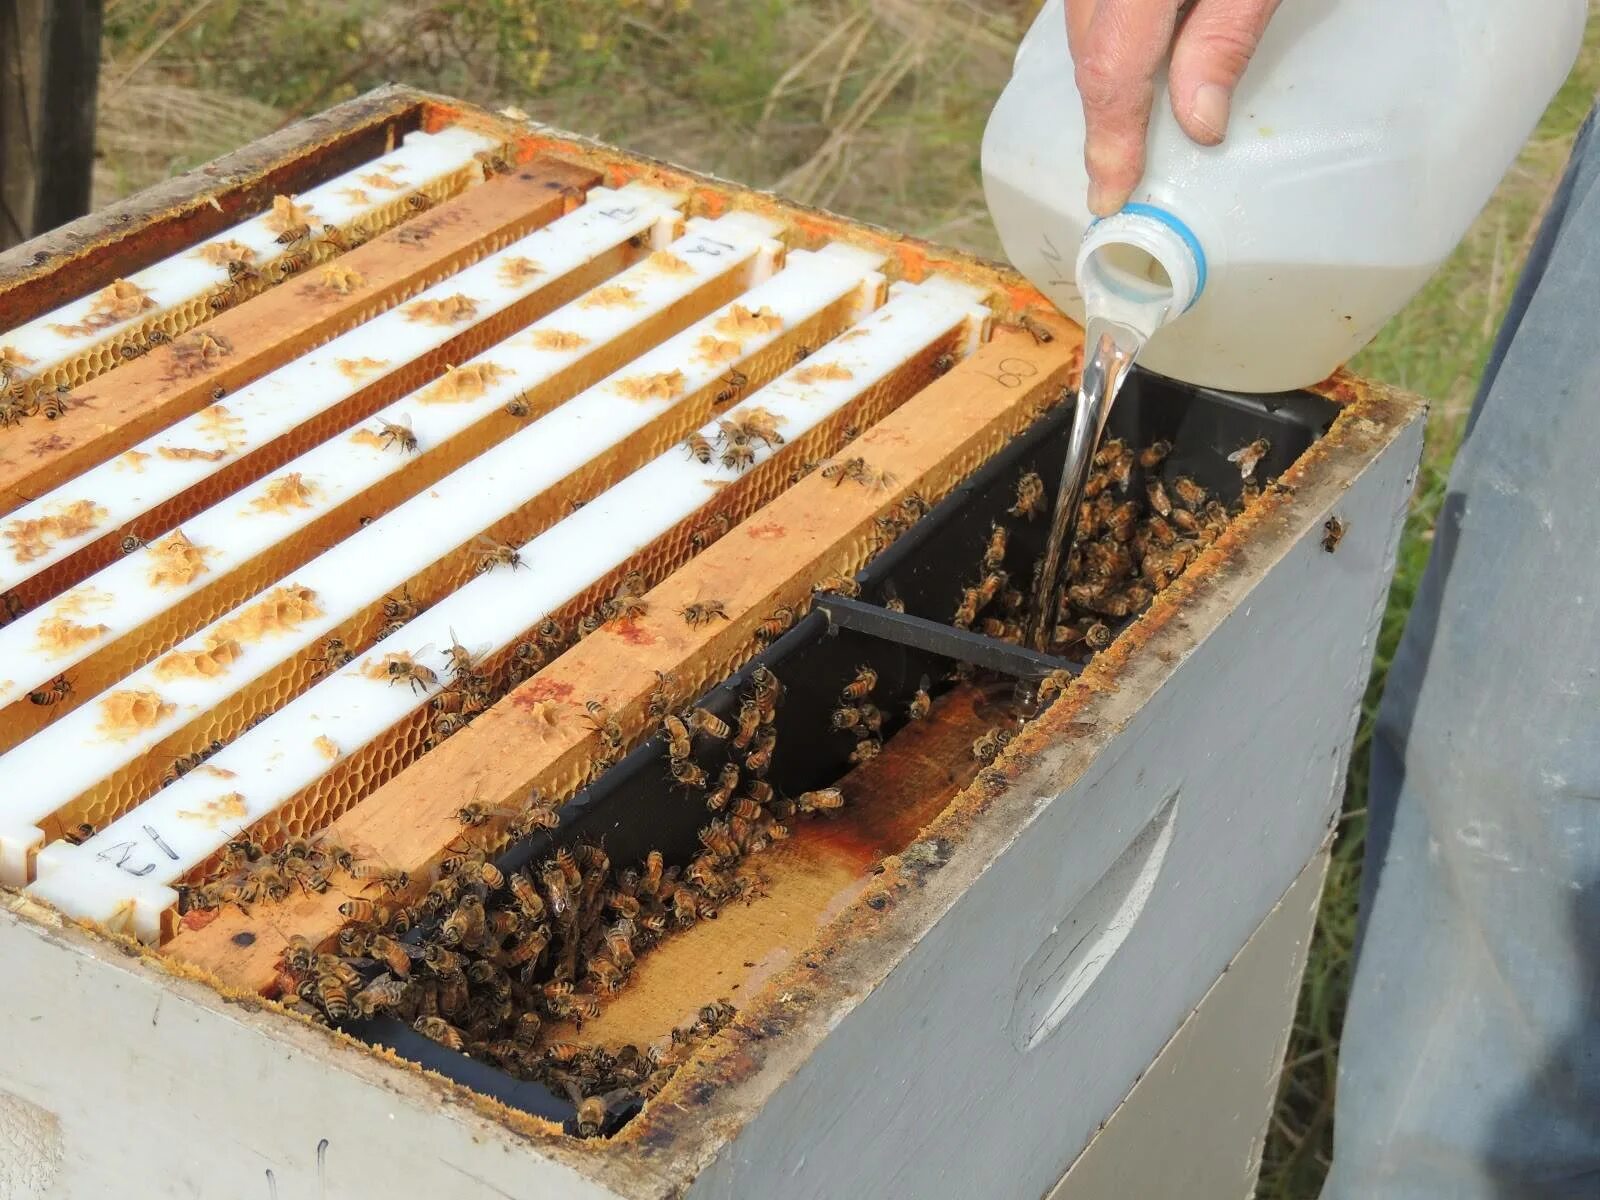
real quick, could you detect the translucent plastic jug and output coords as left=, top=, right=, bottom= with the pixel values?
left=982, top=0, right=1588, bottom=392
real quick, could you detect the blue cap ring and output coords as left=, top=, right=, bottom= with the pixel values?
left=1089, top=203, right=1207, bottom=311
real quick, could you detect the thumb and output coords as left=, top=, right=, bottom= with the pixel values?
left=1168, top=0, right=1281, bottom=146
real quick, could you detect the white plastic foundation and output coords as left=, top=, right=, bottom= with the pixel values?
left=0, top=184, right=695, bottom=716
left=0, top=237, right=900, bottom=887
left=0, top=181, right=687, bottom=602
left=0, top=125, right=498, bottom=389
left=27, top=273, right=991, bottom=941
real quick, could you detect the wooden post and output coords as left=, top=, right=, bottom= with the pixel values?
left=0, top=0, right=104, bottom=250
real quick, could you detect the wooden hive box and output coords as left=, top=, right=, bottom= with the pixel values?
left=0, top=85, right=1423, bottom=1199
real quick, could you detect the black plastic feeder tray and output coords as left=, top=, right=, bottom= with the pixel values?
left=341, top=365, right=1340, bottom=1133
left=858, top=367, right=1339, bottom=637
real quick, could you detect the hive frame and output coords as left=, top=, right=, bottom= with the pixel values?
left=29, top=274, right=991, bottom=940
left=0, top=182, right=689, bottom=747
left=0, top=230, right=915, bottom=884
left=0, top=183, right=685, bottom=608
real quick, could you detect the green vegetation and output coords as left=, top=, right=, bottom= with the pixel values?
left=90, top=3, right=1600, bottom=1194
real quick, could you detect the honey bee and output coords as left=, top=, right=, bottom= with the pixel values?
left=646, top=668, right=678, bottom=721
left=338, top=898, right=392, bottom=925
left=1322, top=516, right=1347, bottom=553
left=908, top=674, right=932, bottom=720
left=1009, top=470, right=1046, bottom=519
left=455, top=799, right=512, bottom=828
left=793, top=343, right=813, bottom=363
left=532, top=617, right=565, bottom=650
left=541, top=862, right=575, bottom=925
left=28, top=675, right=71, bottom=706
left=369, top=934, right=421, bottom=978
left=714, top=368, right=748, bottom=404
left=687, top=707, right=731, bottom=740
left=440, top=893, right=487, bottom=949
left=743, top=739, right=773, bottom=777
left=440, top=633, right=477, bottom=680
left=422, top=940, right=466, bottom=978
left=588, top=956, right=625, bottom=994
left=831, top=704, right=863, bottom=731
left=542, top=981, right=600, bottom=1021
left=275, top=222, right=312, bottom=246
left=1101, top=584, right=1154, bottom=618
left=476, top=149, right=513, bottom=178
left=1172, top=476, right=1207, bottom=510
left=505, top=924, right=551, bottom=972
left=1018, top=313, right=1056, bottom=344
left=354, top=976, right=408, bottom=1018
left=848, top=738, right=881, bottom=765
left=1084, top=621, right=1113, bottom=651
left=679, top=600, right=728, bottom=627
left=732, top=698, right=762, bottom=749
left=312, top=635, right=354, bottom=676
left=162, top=739, right=224, bottom=787
left=700, top=820, right=740, bottom=862
left=602, top=918, right=637, bottom=968
left=751, top=664, right=783, bottom=703
left=820, top=456, right=865, bottom=487
left=755, top=604, right=797, bottom=643
left=933, top=353, right=955, bottom=376
left=413, top=1016, right=465, bottom=1050
left=813, top=574, right=860, bottom=598
left=40, top=387, right=69, bottom=420
left=275, top=248, right=312, bottom=279
left=841, top=667, right=879, bottom=701
left=507, top=870, right=546, bottom=921
left=1227, top=437, right=1270, bottom=480
left=607, top=572, right=648, bottom=621
left=689, top=512, right=732, bottom=552
left=662, top=713, right=693, bottom=761
left=952, top=587, right=981, bottom=629
left=719, top=436, right=756, bottom=474
left=572, top=1094, right=601, bottom=1139
left=503, top=390, right=533, bottom=419
left=972, top=727, right=1014, bottom=764
left=375, top=416, right=418, bottom=454
left=387, top=655, right=439, bottom=695
left=118, top=533, right=146, bottom=555
left=1145, top=477, right=1173, bottom=517
left=684, top=431, right=714, bottom=464
left=473, top=536, right=524, bottom=573
left=1138, top=439, right=1173, bottom=470
left=706, top=761, right=740, bottom=811
left=981, top=522, right=1009, bottom=572
left=670, top=757, right=708, bottom=789
left=641, top=849, right=665, bottom=898
left=797, top=787, right=845, bottom=814
left=405, top=193, right=434, bottom=212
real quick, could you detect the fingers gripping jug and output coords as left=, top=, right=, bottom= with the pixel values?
left=982, top=0, right=1588, bottom=392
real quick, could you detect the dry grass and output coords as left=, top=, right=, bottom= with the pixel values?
left=88, top=3, right=1600, bottom=1196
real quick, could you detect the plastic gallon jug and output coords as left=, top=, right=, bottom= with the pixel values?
left=982, top=0, right=1588, bottom=392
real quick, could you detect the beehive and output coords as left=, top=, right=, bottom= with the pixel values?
left=0, top=87, right=1424, bottom=1199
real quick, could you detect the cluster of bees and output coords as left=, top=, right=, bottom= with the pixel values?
left=683, top=407, right=785, bottom=474
left=829, top=663, right=933, bottom=767
left=271, top=661, right=853, bottom=1136
left=945, top=437, right=1260, bottom=662
left=183, top=830, right=365, bottom=913
left=1, top=357, right=77, bottom=427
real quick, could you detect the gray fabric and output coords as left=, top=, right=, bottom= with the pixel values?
left=1325, top=104, right=1600, bottom=1199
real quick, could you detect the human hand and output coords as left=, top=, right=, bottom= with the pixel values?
left=1065, top=0, right=1281, bottom=215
